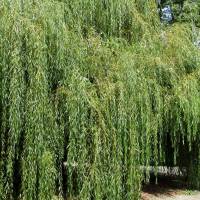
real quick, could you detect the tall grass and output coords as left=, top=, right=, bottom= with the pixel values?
left=0, top=0, right=200, bottom=199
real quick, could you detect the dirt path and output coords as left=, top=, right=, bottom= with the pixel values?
left=164, top=194, right=200, bottom=200
left=142, top=191, right=200, bottom=200
left=141, top=176, right=200, bottom=200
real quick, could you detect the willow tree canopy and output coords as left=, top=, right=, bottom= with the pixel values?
left=0, top=0, right=200, bottom=200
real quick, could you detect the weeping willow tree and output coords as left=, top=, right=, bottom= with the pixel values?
left=0, top=0, right=200, bottom=200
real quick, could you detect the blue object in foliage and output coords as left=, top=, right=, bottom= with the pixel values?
left=161, top=5, right=173, bottom=23
left=194, top=40, right=200, bottom=49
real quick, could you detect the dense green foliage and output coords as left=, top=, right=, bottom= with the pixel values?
left=0, top=0, right=200, bottom=199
